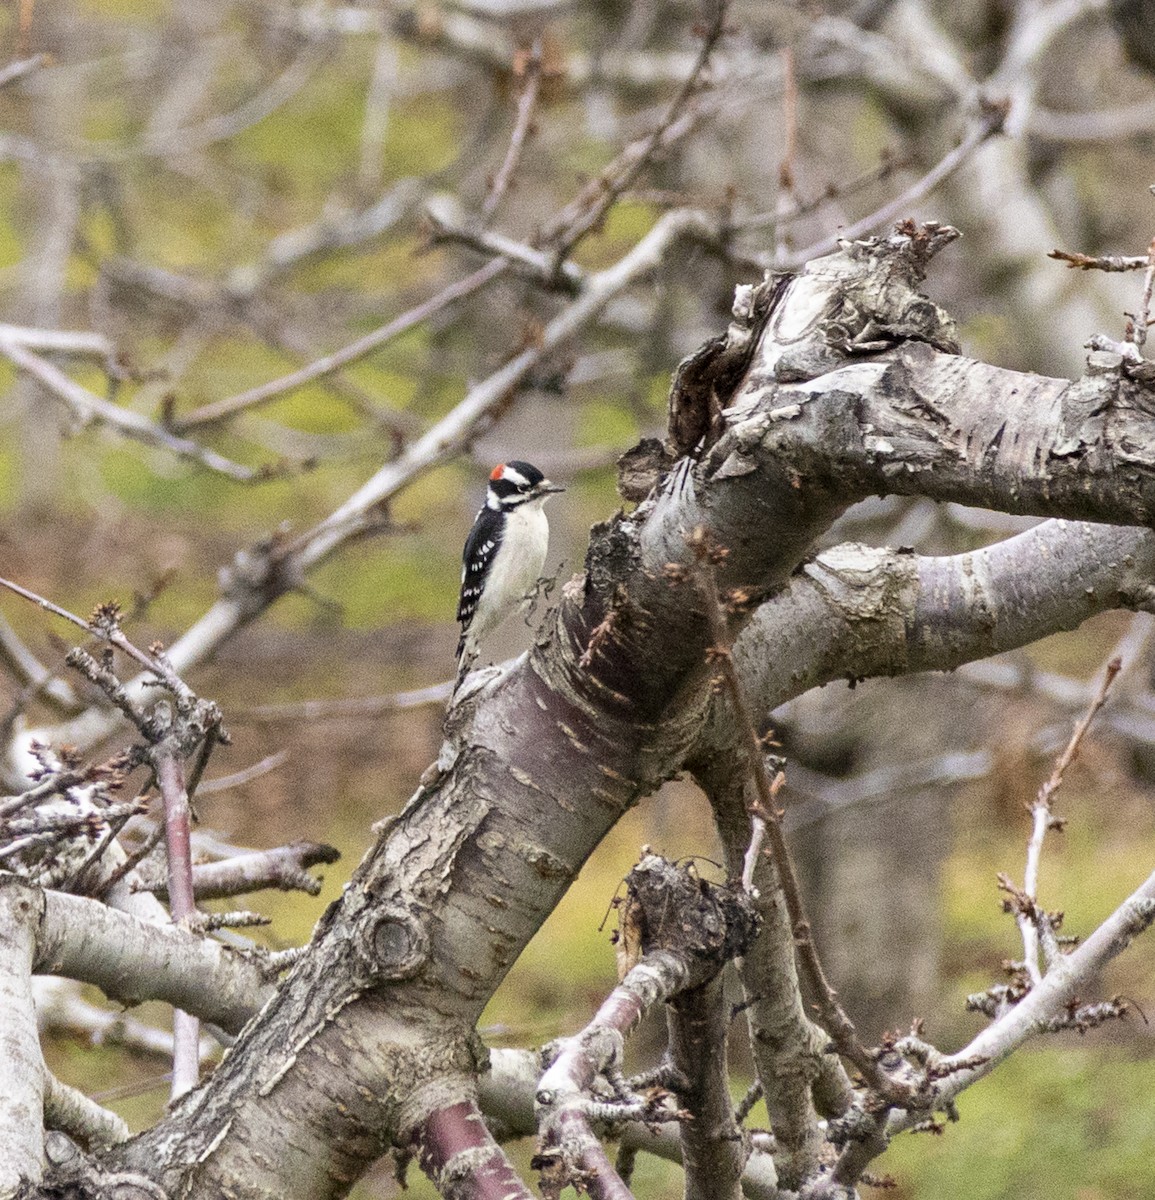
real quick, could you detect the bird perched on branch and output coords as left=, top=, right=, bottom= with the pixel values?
left=455, top=460, right=564, bottom=689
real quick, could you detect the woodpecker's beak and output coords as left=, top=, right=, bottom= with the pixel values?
left=534, top=480, right=565, bottom=496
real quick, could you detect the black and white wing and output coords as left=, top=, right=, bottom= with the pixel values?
left=456, top=506, right=504, bottom=658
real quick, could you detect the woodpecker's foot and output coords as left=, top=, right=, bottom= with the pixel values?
left=520, top=569, right=560, bottom=626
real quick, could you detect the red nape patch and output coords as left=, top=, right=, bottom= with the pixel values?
left=490, top=463, right=506, bottom=481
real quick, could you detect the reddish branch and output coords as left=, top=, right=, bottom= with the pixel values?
left=415, top=1100, right=535, bottom=1200
left=689, top=532, right=888, bottom=1093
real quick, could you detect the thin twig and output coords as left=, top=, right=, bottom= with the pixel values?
left=688, top=530, right=886, bottom=1091
left=481, top=39, right=543, bottom=225
left=0, top=612, right=81, bottom=714
left=99, top=820, right=164, bottom=896
left=0, top=578, right=101, bottom=637
left=1036, top=657, right=1121, bottom=812
left=733, top=150, right=906, bottom=234
left=230, top=683, right=451, bottom=724
left=0, top=340, right=258, bottom=480
left=195, top=750, right=290, bottom=795
left=782, top=102, right=1006, bottom=269
left=774, top=47, right=798, bottom=267
left=68, top=797, right=150, bottom=896
left=425, top=217, right=586, bottom=295
left=1048, top=248, right=1150, bottom=273
left=1018, top=656, right=1122, bottom=980
left=1133, top=238, right=1155, bottom=352
left=544, top=0, right=730, bottom=264
left=173, top=257, right=509, bottom=431
left=0, top=578, right=171, bottom=682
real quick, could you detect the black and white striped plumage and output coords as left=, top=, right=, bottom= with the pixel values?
left=455, top=461, right=563, bottom=687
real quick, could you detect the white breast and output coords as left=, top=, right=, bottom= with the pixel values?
left=470, top=498, right=550, bottom=644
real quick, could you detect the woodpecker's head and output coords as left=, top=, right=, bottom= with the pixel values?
left=486, top=461, right=564, bottom=510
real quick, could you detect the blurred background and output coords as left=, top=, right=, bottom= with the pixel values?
left=3, top=1, right=1155, bottom=1196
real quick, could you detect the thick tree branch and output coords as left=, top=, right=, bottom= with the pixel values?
left=0, top=878, right=44, bottom=1194
left=18, top=208, right=725, bottom=772
left=666, top=975, right=747, bottom=1200
left=703, top=520, right=1155, bottom=744
left=34, top=888, right=270, bottom=1032
left=75, top=223, right=1155, bottom=1199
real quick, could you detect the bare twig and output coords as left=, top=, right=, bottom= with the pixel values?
left=1030, top=97, right=1155, bottom=143
left=173, top=257, right=509, bottom=430
left=195, top=750, right=289, bottom=795
left=688, top=531, right=886, bottom=1091
left=879, top=869, right=1155, bottom=1146
left=774, top=47, right=798, bottom=266
left=230, top=683, right=452, bottom=724
left=99, top=820, right=164, bottom=897
left=0, top=340, right=259, bottom=480
left=481, top=39, right=543, bottom=224
left=1016, top=656, right=1121, bottom=982
left=537, top=106, right=703, bottom=249
left=0, top=613, right=80, bottom=715
left=356, top=37, right=397, bottom=195
left=108, top=40, right=327, bottom=162
left=1048, top=248, right=1150, bottom=273
left=1036, top=656, right=1121, bottom=816
left=0, top=579, right=184, bottom=689
left=735, top=149, right=906, bottom=234
left=543, top=0, right=730, bottom=264
left=424, top=213, right=586, bottom=295
left=1132, top=238, right=1155, bottom=352
left=782, top=102, right=1006, bottom=270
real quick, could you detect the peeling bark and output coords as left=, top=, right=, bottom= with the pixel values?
left=49, top=224, right=1155, bottom=1198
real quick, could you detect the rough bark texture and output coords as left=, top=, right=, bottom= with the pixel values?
left=64, top=224, right=1155, bottom=1198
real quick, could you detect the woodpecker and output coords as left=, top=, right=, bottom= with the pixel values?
left=455, top=461, right=564, bottom=688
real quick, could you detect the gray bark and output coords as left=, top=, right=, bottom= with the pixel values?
left=37, top=223, right=1155, bottom=1197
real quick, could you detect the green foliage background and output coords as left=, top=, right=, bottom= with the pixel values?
left=4, top=2, right=1155, bottom=1197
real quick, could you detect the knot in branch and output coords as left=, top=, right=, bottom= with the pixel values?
left=354, top=905, right=430, bottom=983
left=621, top=854, right=759, bottom=989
